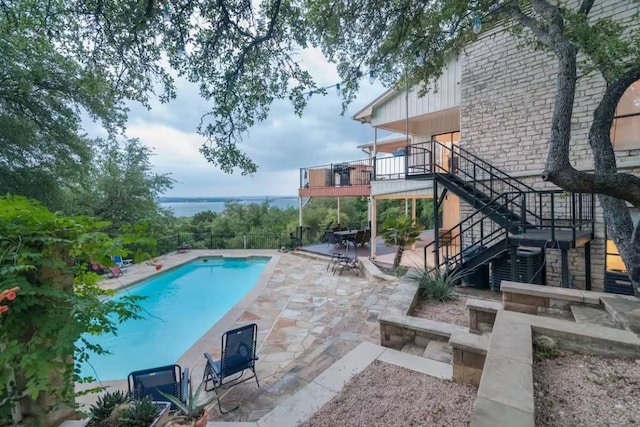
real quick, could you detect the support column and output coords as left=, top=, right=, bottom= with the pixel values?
left=433, top=180, right=440, bottom=269
left=584, top=242, right=591, bottom=291
left=411, top=198, right=417, bottom=250
left=405, top=198, right=409, bottom=216
left=298, top=197, right=303, bottom=241
left=371, top=196, right=377, bottom=258
left=337, top=197, right=341, bottom=227
left=561, top=248, right=570, bottom=288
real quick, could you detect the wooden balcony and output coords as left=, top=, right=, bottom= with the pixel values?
left=299, top=159, right=373, bottom=198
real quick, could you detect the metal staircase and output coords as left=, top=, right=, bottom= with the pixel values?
left=404, top=139, right=596, bottom=288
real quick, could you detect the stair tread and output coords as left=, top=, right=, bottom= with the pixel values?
left=570, top=305, right=619, bottom=329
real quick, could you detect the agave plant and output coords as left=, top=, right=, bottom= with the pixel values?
left=159, top=380, right=229, bottom=425
left=87, top=390, right=130, bottom=427
left=117, top=397, right=160, bottom=427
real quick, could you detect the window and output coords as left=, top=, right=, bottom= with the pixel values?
left=605, top=209, right=640, bottom=272
left=433, top=131, right=461, bottom=146
left=611, top=80, right=640, bottom=150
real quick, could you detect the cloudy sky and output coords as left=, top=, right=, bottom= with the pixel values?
left=115, top=48, right=392, bottom=198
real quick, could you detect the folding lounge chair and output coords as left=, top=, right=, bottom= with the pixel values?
left=89, top=262, right=106, bottom=274
left=202, top=323, right=260, bottom=414
left=128, top=364, right=189, bottom=410
left=106, top=266, right=124, bottom=278
left=334, top=257, right=361, bottom=276
left=111, top=255, right=133, bottom=269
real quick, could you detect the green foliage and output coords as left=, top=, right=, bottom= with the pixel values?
left=533, top=335, right=560, bottom=361
left=87, top=391, right=130, bottom=427
left=380, top=215, right=423, bottom=269
left=67, top=139, right=175, bottom=231
left=409, top=268, right=462, bottom=302
left=0, top=196, right=144, bottom=423
left=117, top=397, right=160, bottom=427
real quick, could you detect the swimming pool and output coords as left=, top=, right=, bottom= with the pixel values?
left=77, top=257, right=269, bottom=381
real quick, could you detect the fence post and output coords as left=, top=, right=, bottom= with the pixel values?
left=177, top=234, right=180, bottom=248
left=243, top=234, right=247, bottom=249
left=210, top=233, right=213, bottom=249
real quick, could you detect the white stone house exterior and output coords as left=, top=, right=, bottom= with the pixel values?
left=352, top=0, right=640, bottom=293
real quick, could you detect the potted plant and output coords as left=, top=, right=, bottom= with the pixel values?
left=159, top=380, right=228, bottom=427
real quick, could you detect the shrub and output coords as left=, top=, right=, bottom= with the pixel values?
left=409, top=268, right=462, bottom=302
left=533, top=335, right=559, bottom=360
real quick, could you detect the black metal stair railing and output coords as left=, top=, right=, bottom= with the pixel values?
left=423, top=189, right=596, bottom=272
left=406, top=139, right=544, bottom=225
left=423, top=192, right=522, bottom=272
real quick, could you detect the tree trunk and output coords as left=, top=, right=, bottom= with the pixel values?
left=393, top=245, right=404, bottom=269
left=510, top=0, right=640, bottom=296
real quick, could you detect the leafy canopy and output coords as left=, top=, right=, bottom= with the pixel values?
left=4, top=0, right=639, bottom=177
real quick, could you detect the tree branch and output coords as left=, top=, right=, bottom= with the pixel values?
left=578, top=0, right=596, bottom=15
left=508, top=5, right=554, bottom=47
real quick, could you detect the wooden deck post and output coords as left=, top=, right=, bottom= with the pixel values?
left=371, top=196, right=377, bottom=258
left=411, top=198, right=417, bottom=250
left=337, top=197, right=341, bottom=227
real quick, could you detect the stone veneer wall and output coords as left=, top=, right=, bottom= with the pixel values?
left=458, top=0, right=640, bottom=292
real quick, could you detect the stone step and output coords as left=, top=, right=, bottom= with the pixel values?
left=401, top=342, right=426, bottom=356
left=423, top=340, right=453, bottom=364
left=570, top=305, right=619, bottom=329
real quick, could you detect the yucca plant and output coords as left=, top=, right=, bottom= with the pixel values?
left=117, top=397, right=160, bottom=427
left=159, top=380, right=229, bottom=426
left=87, top=390, right=130, bottom=427
left=409, top=267, right=464, bottom=302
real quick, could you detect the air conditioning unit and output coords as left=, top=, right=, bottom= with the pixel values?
left=490, top=247, right=545, bottom=291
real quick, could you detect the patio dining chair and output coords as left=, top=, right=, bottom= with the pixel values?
left=128, top=364, right=189, bottom=410
left=202, top=323, right=260, bottom=414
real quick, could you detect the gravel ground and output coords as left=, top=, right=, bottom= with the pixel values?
left=300, top=360, right=476, bottom=427
left=535, top=352, right=640, bottom=427
left=412, top=297, right=469, bottom=326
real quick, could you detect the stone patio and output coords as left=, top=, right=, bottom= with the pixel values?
left=208, top=253, right=399, bottom=422
left=77, top=250, right=401, bottom=423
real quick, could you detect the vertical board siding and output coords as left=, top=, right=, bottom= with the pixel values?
left=371, top=57, right=460, bottom=126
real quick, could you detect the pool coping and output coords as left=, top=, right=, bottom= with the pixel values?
left=82, top=250, right=280, bottom=384
left=176, top=254, right=280, bottom=369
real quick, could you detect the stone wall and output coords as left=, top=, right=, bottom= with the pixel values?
left=458, top=0, right=640, bottom=292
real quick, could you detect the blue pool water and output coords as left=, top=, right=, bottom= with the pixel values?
left=77, top=257, right=268, bottom=381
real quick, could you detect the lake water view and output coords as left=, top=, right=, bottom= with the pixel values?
left=160, top=197, right=298, bottom=217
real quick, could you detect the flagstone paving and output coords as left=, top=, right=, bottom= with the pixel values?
left=196, top=253, right=401, bottom=422
left=78, top=250, right=402, bottom=423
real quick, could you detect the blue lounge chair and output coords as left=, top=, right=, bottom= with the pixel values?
left=111, top=255, right=133, bottom=269
left=202, top=323, right=260, bottom=414
left=128, top=364, right=189, bottom=410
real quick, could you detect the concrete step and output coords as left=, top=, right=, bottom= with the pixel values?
left=570, top=305, right=619, bottom=329
left=423, top=340, right=453, bottom=364
left=401, top=342, right=426, bottom=356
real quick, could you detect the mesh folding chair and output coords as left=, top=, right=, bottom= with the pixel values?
left=202, top=323, right=260, bottom=414
left=127, top=364, right=189, bottom=410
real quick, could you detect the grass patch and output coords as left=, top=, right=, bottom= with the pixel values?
left=533, top=335, right=559, bottom=361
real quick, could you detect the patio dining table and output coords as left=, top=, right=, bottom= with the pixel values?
left=334, top=230, right=362, bottom=256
